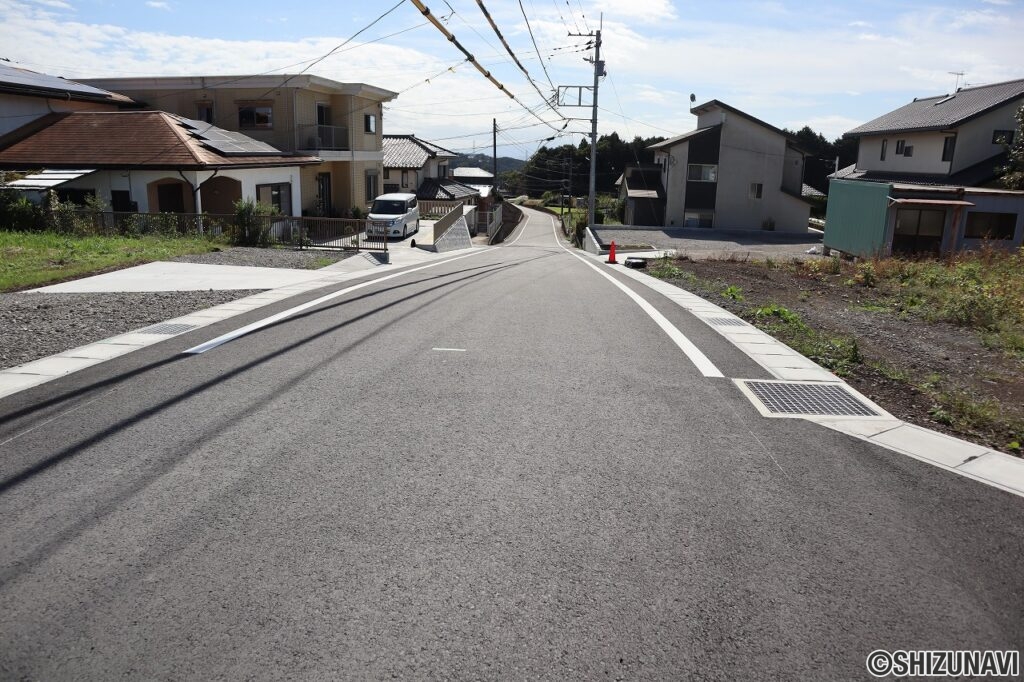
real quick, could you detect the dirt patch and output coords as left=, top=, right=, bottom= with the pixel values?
left=657, top=258, right=1024, bottom=456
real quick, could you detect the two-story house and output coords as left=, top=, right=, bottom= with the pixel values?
left=381, top=134, right=456, bottom=194
left=80, top=74, right=398, bottom=217
left=0, top=64, right=135, bottom=137
left=647, top=100, right=810, bottom=232
left=825, top=78, right=1024, bottom=257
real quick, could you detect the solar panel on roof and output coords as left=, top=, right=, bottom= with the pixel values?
left=0, top=64, right=118, bottom=99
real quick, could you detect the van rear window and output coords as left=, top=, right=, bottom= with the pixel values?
left=371, top=199, right=406, bottom=214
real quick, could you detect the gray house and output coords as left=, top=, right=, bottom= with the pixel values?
left=647, top=100, right=811, bottom=232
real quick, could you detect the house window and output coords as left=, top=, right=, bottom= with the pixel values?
left=749, top=183, right=763, bottom=199
left=196, top=101, right=214, bottom=124
left=256, top=183, right=292, bottom=215
left=364, top=114, right=376, bottom=134
left=895, top=208, right=944, bottom=237
left=687, top=164, right=718, bottom=182
left=880, top=138, right=887, bottom=161
left=238, top=103, right=273, bottom=130
left=993, top=130, right=1015, bottom=145
left=903, top=145, right=913, bottom=157
left=383, top=169, right=391, bottom=180
left=942, top=136, right=956, bottom=162
left=401, top=170, right=409, bottom=187
left=964, top=212, right=1017, bottom=240
left=365, top=170, right=379, bottom=201
left=895, top=140, right=905, bottom=155
left=439, top=164, right=448, bottom=178
left=683, top=211, right=714, bottom=228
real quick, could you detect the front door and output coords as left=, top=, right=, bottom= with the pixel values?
left=316, top=172, right=332, bottom=216
left=893, top=208, right=945, bottom=255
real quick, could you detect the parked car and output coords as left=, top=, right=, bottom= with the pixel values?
left=367, top=193, right=419, bottom=239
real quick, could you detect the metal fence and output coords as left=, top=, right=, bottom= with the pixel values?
left=63, top=210, right=387, bottom=251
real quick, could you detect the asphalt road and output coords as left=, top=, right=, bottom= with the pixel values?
left=1, top=207, right=1022, bottom=680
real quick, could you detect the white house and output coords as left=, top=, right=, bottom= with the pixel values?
left=648, top=100, right=810, bottom=232
left=838, top=78, right=1024, bottom=186
left=0, top=111, right=320, bottom=215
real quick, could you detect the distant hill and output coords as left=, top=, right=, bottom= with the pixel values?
left=450, top=153, right=525, bottom=176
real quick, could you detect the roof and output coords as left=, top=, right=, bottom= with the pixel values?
left=621, top=166, right=664, bottom=200
left=828, top=151, right=1007, bottom=187
left=1, top=169, right=95, bottom=191
left=691, top=100, right=806, bottom=151
left=845, top=78, right=1024, bottom=137
left=382, top=134, right=456, bottom=169
left=802, top=183, right=826, bottom=199
left=452, top=167, right=495, bottom=180
left=80, top=74, right=397, bottom=102
left=649, top=125, right=720, bottom=150
left=0, top=64, right=135, bottom=105
left=416, top=177, right=480, bottom=201
left=0, top=111, right=321, bottom=170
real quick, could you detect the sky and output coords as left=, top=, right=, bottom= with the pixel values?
left=1, top=0, right=1022, bottom=159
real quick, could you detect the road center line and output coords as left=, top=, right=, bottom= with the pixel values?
left=432, top=348, right=467, bottom=352
left=548, top=216, right=724, bottom=379
left=183, top=248, right=494, bottom=355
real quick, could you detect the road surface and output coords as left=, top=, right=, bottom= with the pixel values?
left=1, top=207, right=1022, bottom=679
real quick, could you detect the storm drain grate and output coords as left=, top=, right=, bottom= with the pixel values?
left=741, top=380, right=880, bottom=417
left=141, top=323, right=199, bottom=336
left=707, top=317, right=749, bottom=327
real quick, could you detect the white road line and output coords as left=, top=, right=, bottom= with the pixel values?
left=546, top=214, right=724, bottom=379
left=432, top=348, right=467, bottom=352
left=184, top=248, right=495, bottom=355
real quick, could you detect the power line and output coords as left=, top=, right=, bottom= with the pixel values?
left=475, top=0, right=559, bottom=118
left=408, top=0, right=568, bottom=134
left=518, top=0, right=558, bottom=95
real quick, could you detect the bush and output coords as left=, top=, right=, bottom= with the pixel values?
left=0, top=190, right=43, bottom=231
left=232, top=198, right=275, bottom=246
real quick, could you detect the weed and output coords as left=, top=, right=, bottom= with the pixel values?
left=721, top=284, right=745, bottom=301
left=868, top=360, right=909, bottom=382
left=649, top=256, right=685, bottom=280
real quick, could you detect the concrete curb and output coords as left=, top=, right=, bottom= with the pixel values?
left=585, top=251, right=1024, bottom=499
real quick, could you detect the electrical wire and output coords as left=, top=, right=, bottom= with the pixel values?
left=475, top=0, right=558, bottom=116
left=517, top=0, right=558, bottom=95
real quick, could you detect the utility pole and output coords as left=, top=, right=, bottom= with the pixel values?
left=587, top=24, right=602, bottom=230
left=561, top=16, right=603, bottom=238
left=492, top=118, right=498, bottom=182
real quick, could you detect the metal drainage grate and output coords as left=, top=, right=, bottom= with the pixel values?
left=707, top=317, right=749, bottom=327
left=741, top=380, right=880, bottom=417
left=141, top=323, right=199, bottom=336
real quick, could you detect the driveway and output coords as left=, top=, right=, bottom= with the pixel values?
left=592, top=226, right=823, bottom=260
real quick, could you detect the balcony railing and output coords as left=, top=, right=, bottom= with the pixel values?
left=298, top=124, right=350, bottom=151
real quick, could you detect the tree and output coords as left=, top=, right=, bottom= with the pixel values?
left=999, top=103, right=1024, bottom=190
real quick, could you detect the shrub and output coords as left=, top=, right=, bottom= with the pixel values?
left=232, top=198, right=275, bottom=246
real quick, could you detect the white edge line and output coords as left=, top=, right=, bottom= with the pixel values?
left=184, top=248, right=494, bottom=354
left=432, top=348, right=467, bottom=352
left=547, top=214, right=723, bottom=379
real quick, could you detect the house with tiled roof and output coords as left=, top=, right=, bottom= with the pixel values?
left=0, top=111, right=320, bottom=214
left=837, top=77, right=1024, bottom=186
left=382, top=134, right=456, bottom=195
left=0, top=64, right=136, bottom=137
left=80, top=74, right=397, bottom=216
left=824, top=78, right=1024, bottom=258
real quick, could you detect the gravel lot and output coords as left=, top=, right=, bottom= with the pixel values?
left=1, top=247, right=353, bottom=371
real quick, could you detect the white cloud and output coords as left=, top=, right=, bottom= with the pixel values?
left=145, top=1, right=170, bottom=9
left=848, top=20, right=873, bottom=28
left=786, top=115, right=865, bottom=140
left=981, top=0, right=1011, bottom=5
left=31, top=0, right=72, bottom=9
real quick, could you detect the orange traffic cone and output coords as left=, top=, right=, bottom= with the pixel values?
left=606, top=240, right=618, bottom=264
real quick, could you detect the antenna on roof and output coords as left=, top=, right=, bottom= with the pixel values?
left=949, top=71, right=965, bottom=91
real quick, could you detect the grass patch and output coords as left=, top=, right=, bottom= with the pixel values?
left=0, top=230, right=225, bottom=291
left=790, top=247, right=1024, bottom=358
left=305, top=256, right=338, bottom=270
left=747, top=304, right=863, bottom=377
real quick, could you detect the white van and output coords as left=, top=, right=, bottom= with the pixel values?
left=367, top=193, right=419, bottom=239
